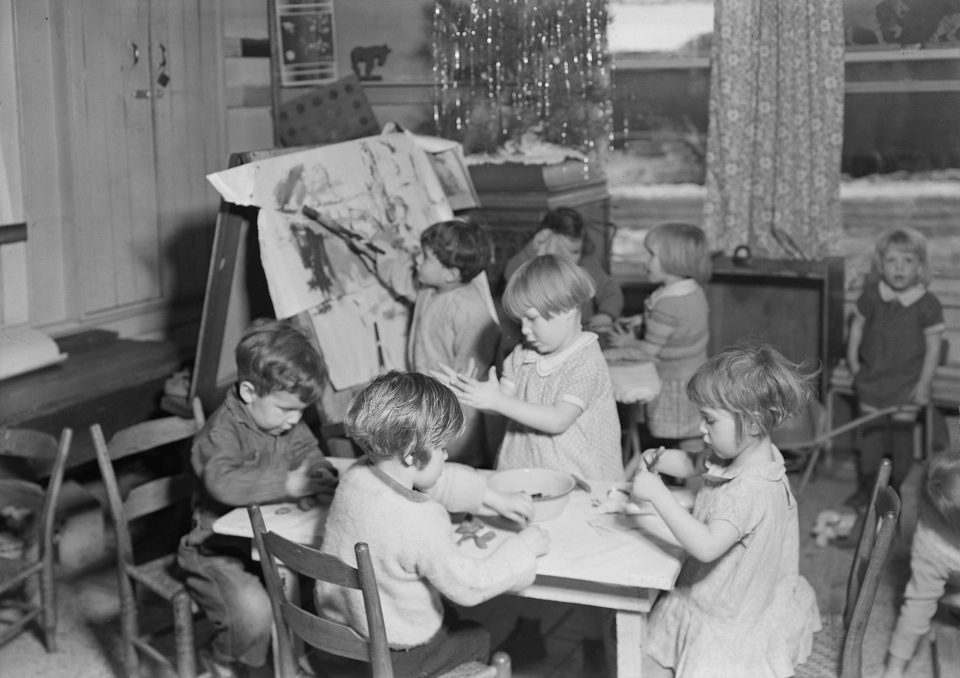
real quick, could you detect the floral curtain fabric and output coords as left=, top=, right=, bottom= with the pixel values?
left=703, top=0, right=845, bottom=259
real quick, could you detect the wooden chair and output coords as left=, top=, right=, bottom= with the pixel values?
left=795, top=458, right=901, bottom=678
left=247, top=504, right=512, bottom=678
left=0, top=427, right=72, bottom=651
left=90, top=398, right=205, bottom=678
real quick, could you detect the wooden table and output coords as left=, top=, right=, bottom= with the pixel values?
left=213, top=457, right=686, bottom=678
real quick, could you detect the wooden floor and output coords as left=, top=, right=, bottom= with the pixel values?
left=0, top=448, right=938, bottom=678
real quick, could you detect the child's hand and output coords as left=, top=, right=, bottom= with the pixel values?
left=630, top=463, right=671, bottom=505
left=587, top=312, right=614, bottom=332
left=604, top=324, right=639, bottom=349
left=518, top=524, right=550, bottom=556
left=285, top=458, right=339, bottom=499
left=437, top=365, right=503, bottom=412
left=483, top=488, right=535, bottom=526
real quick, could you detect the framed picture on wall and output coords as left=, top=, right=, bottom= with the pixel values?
left=843, top=0, right=960, bottom=51
left=274, top=0, right=337, bottom=86
left=427, top=146, right=480, bottom=211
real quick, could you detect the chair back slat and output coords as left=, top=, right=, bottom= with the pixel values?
left=262, top=531, right=360, bottom=588
left=0, top=429, right=60, bottom=460
left=90, top=403, right=203, bottom=568
left=105, top=417, right=201, bottom=462
left=280, top=600, right=371, bottom=662
left=840, top=484, right=901, bottom=678
left=248, top=504, right=395, bottom=678
left=124, top=474, right=194, bottom=522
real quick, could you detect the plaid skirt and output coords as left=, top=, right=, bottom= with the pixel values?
left=647, top=378, right=701, bottom=439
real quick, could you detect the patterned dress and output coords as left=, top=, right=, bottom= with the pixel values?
left=496, top=333, right=623, bottom=481
left=645, top=447, right=821, bottom=677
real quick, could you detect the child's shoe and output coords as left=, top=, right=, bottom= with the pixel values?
left=494, top=616, right=547, bottom=669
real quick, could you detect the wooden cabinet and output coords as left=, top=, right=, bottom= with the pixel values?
left=619, top=256, right=845, bottom=396
left=57, top=0, right=222, bottom=320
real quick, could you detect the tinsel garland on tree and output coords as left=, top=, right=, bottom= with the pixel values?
left=432, top=0, right=612, bottom=159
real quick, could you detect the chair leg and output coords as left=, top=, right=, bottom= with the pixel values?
left=41, top=553, right=57, bottom=652
left=118, top=569, right=142, bottom=678
left=172, top=591, right=197, bottom=678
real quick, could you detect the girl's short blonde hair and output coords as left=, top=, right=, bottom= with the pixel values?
left=645, top=222, right=712, bottom=284
left=919, top=451, right=960, bottom=542
left=502, top=254, right=595, bottom=320
left=872, top=227, right=931, bottom=285
left=686, top=343, right=813, bottom=443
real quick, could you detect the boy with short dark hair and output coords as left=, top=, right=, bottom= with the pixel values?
left=178, top=318, right=338, bottom=677
left=380, top=217, right=500, bottom=466
left=315, top=370, right=549, bottom=678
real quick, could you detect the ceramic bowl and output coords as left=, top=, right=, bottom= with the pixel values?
left=487, top=468, right=576, bottom=522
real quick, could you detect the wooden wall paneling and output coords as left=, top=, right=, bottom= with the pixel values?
left=120, top=0, right=162, bottom=308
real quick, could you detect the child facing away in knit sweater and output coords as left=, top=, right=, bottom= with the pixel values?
left=314, top=371, right=549, bottom=678
left=883, top=451, right=960, bottom=678
left=631, top=344, right=820, bottom=677
left=378, top=217, right=501, bottom=467
left=606, top=222, right=712, bottom=450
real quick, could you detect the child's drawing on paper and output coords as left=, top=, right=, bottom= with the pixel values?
left=206, top=133, right=454, bottom=389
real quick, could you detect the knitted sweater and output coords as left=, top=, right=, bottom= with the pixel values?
left=888, top=521, right=960, bottom=661
left=315, top=459, right=539, bottom=649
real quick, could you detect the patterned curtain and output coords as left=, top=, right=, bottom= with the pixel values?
left=703, top=0, right=845, bottom=259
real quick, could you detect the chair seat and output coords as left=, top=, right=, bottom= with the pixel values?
left=794, top=614, right=843, bottom=678
left=127, top=553, right=187, bottom=602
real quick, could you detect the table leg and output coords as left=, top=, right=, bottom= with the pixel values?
left=616, top=609, right=644, bottom=678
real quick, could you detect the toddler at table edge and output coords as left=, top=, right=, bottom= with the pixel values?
left=314, top=371, right=549, bottom=678
left=177, top=318, right=339, bottom=676
left=631, top=343, right=821, bottom=678
left=442, top=253, right=623, bottom=482
left=606, top=221, right=711, bottom=449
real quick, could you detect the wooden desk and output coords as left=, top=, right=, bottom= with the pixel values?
left=0, top=329, right=186, bottom=473
left=214, top=458, right=685, bottom=678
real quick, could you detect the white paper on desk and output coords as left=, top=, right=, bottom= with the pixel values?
left=606, top=360, right=661, bottom=403
left=212, top=502, right=329, bottom=546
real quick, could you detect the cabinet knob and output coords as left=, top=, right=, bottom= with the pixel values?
left=134, top=89, right=152, bottom=99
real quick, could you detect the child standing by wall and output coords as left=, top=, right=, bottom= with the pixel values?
left=631, top=344, right=820, bottom=677
left=883, top=451, right=960, bottom=678
left=379, top=217, right=500, bottom=467
left=607, top=222, right=712, bottom=449
left=444, top=253, right=623, bottom=482
left=315, top=371, right=549, bottom=678
left=178, top=319, right=339, bottom=676
left=846, top=227, right=945, bottom=505
left=503, top=206, right=624, bottom=331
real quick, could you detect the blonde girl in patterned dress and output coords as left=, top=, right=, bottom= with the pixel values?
left=631, top=344, right=821, bottom=678
left=607, top=222, right=711, bottom=449
left=442, top=253, right=623, bottom=482
left=440, top=253, right=622, bottom=669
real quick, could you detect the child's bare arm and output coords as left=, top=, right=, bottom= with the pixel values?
left=438, top=365, right=583, bottom=434
left=910, top=329, right=943, bottom=404
left=631, top=465, right=738, bottom=562
left=847, top=313, right=865, bottom=375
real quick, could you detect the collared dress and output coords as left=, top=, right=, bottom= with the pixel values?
left=853, top=279, right=945, bottom=410
left=644, top=447, right=821, bottom=677
left=496, top=332, right=623, bottom=481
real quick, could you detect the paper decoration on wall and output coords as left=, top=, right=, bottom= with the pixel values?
left=206, top=132, right=453, bottom=389
left=276, top=74, right=379, bottom=147
left=274, top=0, right=337, bottom=86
